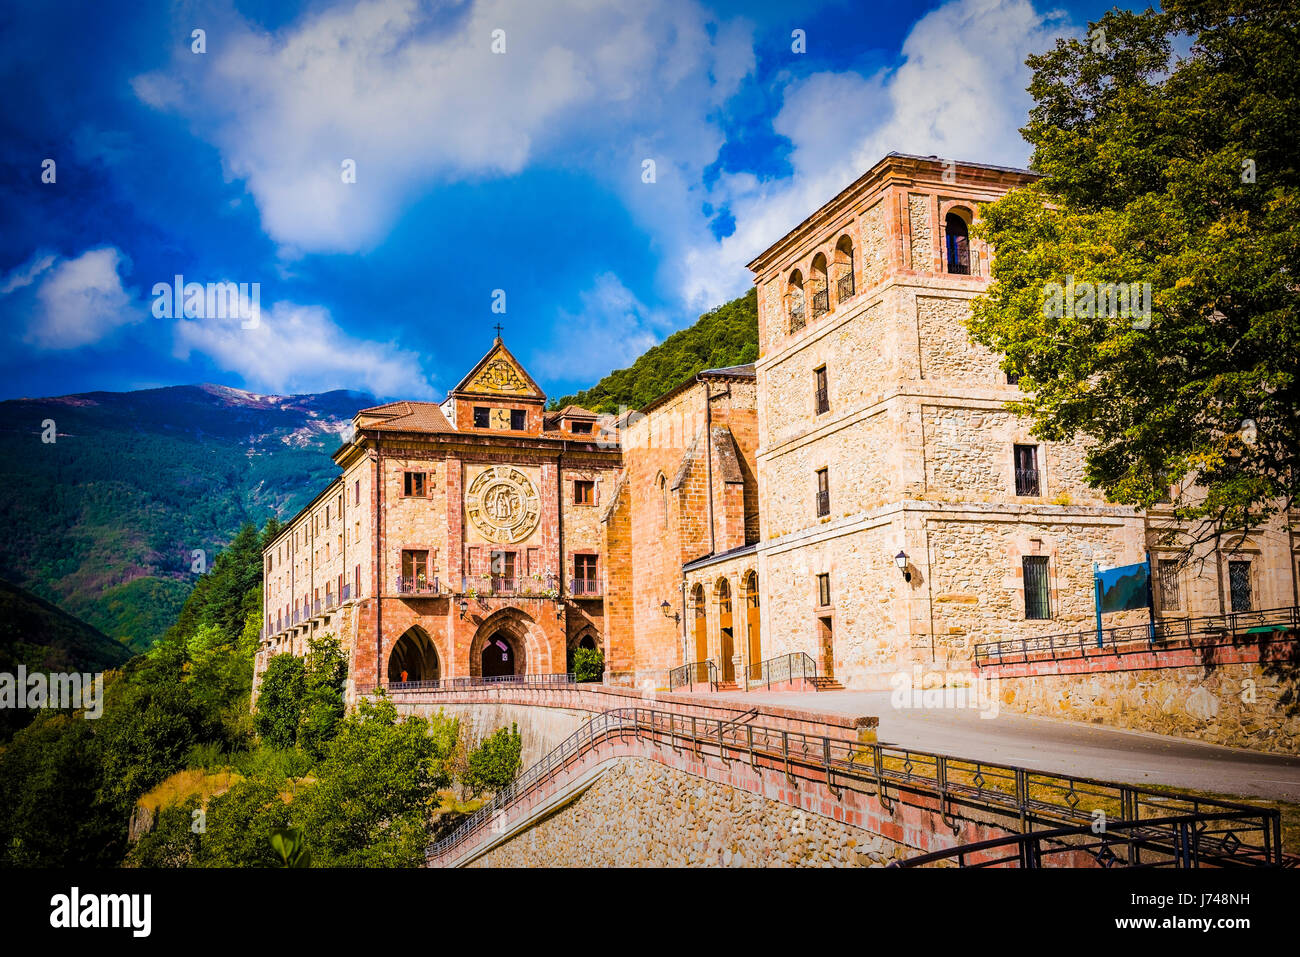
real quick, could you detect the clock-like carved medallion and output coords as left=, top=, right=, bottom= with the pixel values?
left=466, top=466, right=541, bottom=544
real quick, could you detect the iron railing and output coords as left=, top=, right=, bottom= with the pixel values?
left=341, top=583, right=352, bottom=601
left=837, top=271, right=855, bottom=302
left=889, top=811, right=1283, bottom=868
left=570, top=578, right=600, bottom=596
left=1014, top=467, right=1041, bottom=496
left=426, top=704, right=1286, bottom=867
left=396, top=575, right=441, bottom=595
left=388, top=673, right=576, bottom=692
left=668, top=659, right=717, bottom=693
left=788, top=298, right=806, bottom=333
left=811, top=287, right=829, bottom=319
left=975, top=604, right=1300, bottom=666
left=755, top=651, right=818, bottom=690
left=816, top=489, right=830, bottom=517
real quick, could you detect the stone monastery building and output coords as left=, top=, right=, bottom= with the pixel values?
left=259, top=153, right=1298, bottom=711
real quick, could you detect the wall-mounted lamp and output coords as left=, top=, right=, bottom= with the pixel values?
left=895, top=550, right=911, bottom=583
left=458, top=598, right=469, bottom=620
left=661, top=600, right=681, bottom=624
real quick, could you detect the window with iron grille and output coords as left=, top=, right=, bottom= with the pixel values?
left=1229, top=560, right=1252, bottom=612
left=1158, top=559, right=1181, bottom=610
left=814, top=366, right=829, bottom=415
left=815, top=468, right=830, bottom=517
left=1022, top=556, right=1051, bottom=619
left=817, top=573, right=831, bottom=607
left=1014, top=444, right=1040, bottom=496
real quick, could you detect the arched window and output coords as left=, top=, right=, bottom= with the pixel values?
left=786, top=270, right=806, bottom=333
left=834, top=235, right=855, bottom=303
left=655, top=472, right=668, bottom=528
left=945, top=211, right=971, bottom=275
left=810, top=253, right=829, bottom=319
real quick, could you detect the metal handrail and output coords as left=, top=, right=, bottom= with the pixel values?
left=668, top=659, right=717, bottom=693
left=837, top=271, right=855, bottom=302
left=888, top=810, right=1282, bottom=868
left=425, top=704, right=1285, bottom=867
left=1014, top=467, right=1041, bottom=496
left=975, top=604, right=1300, bottom=666
left=388, top=673, right=576, bottom=692
left=756, top=651, right=818, bottom=690
left=811, top=287, right=829, bottom=319
left=396, top=575, right=441, bottom=595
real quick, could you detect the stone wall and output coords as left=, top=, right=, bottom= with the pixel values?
left=469, top=757, right=909, bottom=867
left=995, top=662, right=1300, bottom=754
left=394, top=699, right=589, bottom=768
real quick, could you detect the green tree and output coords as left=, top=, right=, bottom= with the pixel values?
left=968, top=1, right=1299, bottom=545
left=461, top=722, right=523, bottom=798
left=297, top=696, right=457, bottom=867
left=254, top=654, right=305, bottom=750
left=298, top=633, right=348, bottom=760
left=551, top=289, right=758, bottom=413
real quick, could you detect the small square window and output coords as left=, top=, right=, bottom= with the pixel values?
left=473, top=407, right=490, bottom=428
left=574, top=480, right=595, bottom=505
left=1014, top=445, right=1040, bottom=496
left=404, top=472, right=427, bottom=496
left=511, top=408, right=526, bottom=430
left=571, top=421, right=592, bottom=434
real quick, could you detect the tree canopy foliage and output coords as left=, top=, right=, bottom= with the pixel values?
left=551, top=288, right=758, bottom=414
left=968, top=1, right=1298, bottom=541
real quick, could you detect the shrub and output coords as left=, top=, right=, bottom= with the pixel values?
left=254, top=654, right=305, bottom=749
left=461, top=723, right=523, bottom=798
left=573, top=647, right=604, bottom=683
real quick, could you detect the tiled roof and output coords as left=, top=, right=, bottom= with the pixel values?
left=355, top=401, right=455, bottom=433
left=699, top=363, right=756, bottom=378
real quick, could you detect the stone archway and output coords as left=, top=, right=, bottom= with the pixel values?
left=469, top=609, right=536, bottom=679
left=388, top=626, right=441, bottom=683
left=566, top=626, right=601, bottom=673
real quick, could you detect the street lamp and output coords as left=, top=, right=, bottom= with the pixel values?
left=661, top=600, right=680, bottom=624
left=895, top=550, right=911, bottom=583
left=458, top=597, right=469, bottom=620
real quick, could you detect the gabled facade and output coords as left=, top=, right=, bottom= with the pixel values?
left=257, top=337, right=618, bottom=703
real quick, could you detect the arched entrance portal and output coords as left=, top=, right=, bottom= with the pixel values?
left=566, top=629, right=599, bottom=673
left=481, top=633, right=517, bottom=678
left=717, top=578, right=734, bottom=683
left=388, top=627, right=440, bottom=683
left=470, top=610, right=534, bottom=679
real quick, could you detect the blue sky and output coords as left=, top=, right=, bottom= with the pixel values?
left=0, top=0, right=1119, bottom=403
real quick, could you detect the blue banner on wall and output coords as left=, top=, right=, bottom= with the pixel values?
left=1095, top=560, right=1151, bottom=614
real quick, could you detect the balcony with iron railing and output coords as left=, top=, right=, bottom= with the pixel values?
left=788, top=299, right=806, bottom=333
left=570, top=577, right=600, bottom=597
left=1015, top=467, right=1041, bottom=496
left=811, top=287, right=829, bottom=320
left=396, top=575, right=441, bottom=596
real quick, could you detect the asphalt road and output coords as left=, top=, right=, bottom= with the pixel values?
left=716, top=689, right=1300, bottom=803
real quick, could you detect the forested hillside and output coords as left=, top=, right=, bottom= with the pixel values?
left=551, top=288, right=758, bottom=413
left=0, top=384, right=374, bottom=652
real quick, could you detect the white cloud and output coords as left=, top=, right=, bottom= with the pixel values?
left=172, top=301, right=434, bottom=399
left=532, top=273, right=666, bottom=384
left=132, top=0, right=754, bottom=257
left=4, top=247, right=143, bottom=349
left=685, top=0, right=1071, bottom=310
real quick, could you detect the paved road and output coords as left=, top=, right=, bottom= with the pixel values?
left=716, top=690, right=1300, bottom=803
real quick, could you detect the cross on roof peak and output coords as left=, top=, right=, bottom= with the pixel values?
left=493, top=323, right=504, bottom=340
